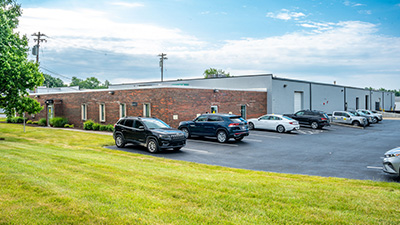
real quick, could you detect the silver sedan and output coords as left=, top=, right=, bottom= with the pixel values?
left=383, top=147, right=400, bottom=176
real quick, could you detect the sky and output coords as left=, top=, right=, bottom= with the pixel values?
left=15, top=0, right=400, bottom=90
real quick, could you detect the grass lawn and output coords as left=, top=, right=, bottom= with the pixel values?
left=1, top=122, right=400, bottom=224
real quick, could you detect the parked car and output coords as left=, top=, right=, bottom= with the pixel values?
left=331, top=111, right=367, bottom=127
left=283, top=110, right=330, bottom=129
left=247, top=114, right=300, bottom=133
left=356, top=109, right=382, bottom=123
left=383, top=147, right=400, bottom=176
left=348, top=110, right=374, bottom=125
left=178, top=113, right=249, bottom=143
left=113, top=117, right=186, bottom=153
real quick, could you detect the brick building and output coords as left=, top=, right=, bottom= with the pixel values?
left=29, top=86, right=267, bottom=129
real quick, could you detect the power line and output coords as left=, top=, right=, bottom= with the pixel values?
left=158, top=53, right=167, bottom=82
left=31, top=32, right=47, bottom=64
left=40, top=66, right=74, bottom=81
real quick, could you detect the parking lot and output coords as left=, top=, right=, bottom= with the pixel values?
left=108, top=119, right=400, bottom=182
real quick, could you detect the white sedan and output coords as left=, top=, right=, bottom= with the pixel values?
left=248, top=114, right=300, bottom=133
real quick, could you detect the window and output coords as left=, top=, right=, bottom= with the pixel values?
left=120, top=103, right=126, bottom=118
left=81, top=104, right=87, bottom=121
left=143, top=103, right=151, bottom=117
left=99, top=103, right=106, bottom=122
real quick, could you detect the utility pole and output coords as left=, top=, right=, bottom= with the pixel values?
left=31, top=32, right=47, bottom=64
left=158, top=53, right=167, bottom=82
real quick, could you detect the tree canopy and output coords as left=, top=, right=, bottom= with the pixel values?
left=203, top=68, right=230, bottom=79
left=0, top=0, right=44, bottom=117
left=70, top=76, right=109, bottom=89
left=43, top=74, right=66, bottom=88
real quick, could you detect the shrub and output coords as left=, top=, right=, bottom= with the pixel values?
left=50, top=117, right=69, bottom=128
left=6, top=117, right=12, bottom=123
left=32, top=121, right=39, bottom=125
left=92, top=123, right=100, bottom=131
left=11, top=117, right=24, bottom=123
left=64, top=124, right=74, bottom=128
left=27, top=120, right=33, bottom=124
left=106, top=124, right=114, bottom=132
left=38, top=118, right=47, bottom=126
left=83, top=120, right=94, bottom=130
left=99, top=125, right=108, bottom=131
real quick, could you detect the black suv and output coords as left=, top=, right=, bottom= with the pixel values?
left=283, top=110, right=330, bottom=129
left=113, top=117, right=186, bottom=153
left=178, top=114, right=249, bottom=143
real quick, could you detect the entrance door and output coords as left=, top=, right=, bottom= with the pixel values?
left=294, top=92, right=303, bottom=112
left=47, top=104, right=54, bottom=126
left=356, top=97, right=359, bottom=109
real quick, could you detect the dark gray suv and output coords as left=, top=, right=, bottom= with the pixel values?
left=113, top=117, right=186, bottom=153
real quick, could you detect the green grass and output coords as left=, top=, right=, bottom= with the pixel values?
left=1, top=123, right=400, bottom=224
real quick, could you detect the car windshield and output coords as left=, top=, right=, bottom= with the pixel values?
left=283, top=116, right=294, bottom=120
left=230, top=117, right=245, bottom=123
left=142, top=119, right=170, bottom=129
left=348, top=112, right=356, bottom=116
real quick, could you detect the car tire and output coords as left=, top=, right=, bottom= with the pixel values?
left=217, top=130, right=228, bottom=143
left=372, top=117, right=378, bottom=123
left=147, top=138, right=159, bottom=153
left=181, top=127, right=191, bottom=138
left=248, top=122, right=255, bottom=130
left=375, top=117, right=380, bottom=123
left=352, top=121, right=360, bottom=126
left=115, top=134, right=126, bottom=148
left=310, top=121, right=319, bottom=129
left=276, top=125, right=285, bottom=133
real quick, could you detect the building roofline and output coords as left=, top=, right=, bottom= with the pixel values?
left=29, top=85, right=267, bottom=96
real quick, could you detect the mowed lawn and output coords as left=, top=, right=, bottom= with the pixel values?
left=1, top=123, right=399, bottom=224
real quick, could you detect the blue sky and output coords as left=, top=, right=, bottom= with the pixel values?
left=16, top=0, right=400, bottom=89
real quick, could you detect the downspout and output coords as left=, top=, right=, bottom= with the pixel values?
left=344, top=87, right=347, bottom=110
left=309, top=82, right=312, bottom=110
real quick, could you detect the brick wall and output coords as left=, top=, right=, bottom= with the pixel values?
left=30, top=87, right=267, bottom=129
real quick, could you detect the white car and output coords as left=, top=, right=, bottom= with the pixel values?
left=356, top=109, right=383, bottom=123
left=248, top=114, right=300, bottom=133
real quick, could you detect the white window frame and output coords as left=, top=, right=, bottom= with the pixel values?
left=143, top=103, right=151, bottom=117
left=99, top=103, right=106, bottom=122
left=120, top=103, right=126, bottom=118
left=81, top=104, right=87, bottom=121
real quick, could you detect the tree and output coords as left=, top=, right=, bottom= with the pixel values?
left=203, top=68, right=230, bottom=79
left=43, top=74, right=65, bottom=88
left=70, top=76, right=109, bottom=89
left=0, top=0, right=44, bottom=118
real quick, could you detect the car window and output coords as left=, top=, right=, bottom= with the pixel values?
left=305, top=111, right=314, bottom=115
left=208, top=116, right=223, bottom=122
left=124, top=119, right=134, bottom=127
left=133, top=121, right=144, bottom=129
left=195, top=115, right=208, bottom=122
left=118, top=119, right=126, bottom=125
left=260, top=116, right=269, bottom=120
left=271, top=116, right=281, bottom=120
left=295, top=111, right=304, bottom=116
left=142, top=119, right=170, bottom=129
left=230, top=117, right=244, bottom=123
left=348, top=112, right=355, bottom=116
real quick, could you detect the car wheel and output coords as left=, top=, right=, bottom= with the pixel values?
left=372, top=117, right=378, bottom=123
left=147, top=138, right=159, bottom=153
left=217, top=130, right=228, bottom=143
left=181, top=127, right=191, bottom=138
left=276, top=125, right=285, bottom=133
left=310, top=121, right=319, bottom=129
left=173, top=147, right=182, bottom=151
left=352, top=121, right=360, bottom=126
left=375, top=117, right=380, bottom=123
left=234, top=137, right=244, bottom=141
left=248, top=122, right=255, bottom=130
left=115, top=134, right=125, bottom=148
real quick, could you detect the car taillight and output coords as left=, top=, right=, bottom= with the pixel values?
left=289, top=122, right=294, bottom=125
left=321, top=118, right=327, bottom=121
left=229, top=123, right=240, bottom=127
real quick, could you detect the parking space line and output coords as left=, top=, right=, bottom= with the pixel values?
left=244, top=138, right=263, bottom=142
left=249, top=133, right=281, bottom=139
left=187, top=139, right=239, bottom=147
left=182, top=148, right=211, bottom=154
left=367, top=166, right=383, bottom=170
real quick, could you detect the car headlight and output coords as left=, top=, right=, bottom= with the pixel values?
left=158, top=134, right=171, bottom=140
left=385, top=153, right=400, bottom=158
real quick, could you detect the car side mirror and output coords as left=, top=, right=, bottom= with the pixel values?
left=258, top=118, right=261, bottom=121
left=138, top=126, right=144, bottom=130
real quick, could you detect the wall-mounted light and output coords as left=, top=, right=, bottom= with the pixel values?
left=213, top=89, right=219, bottom=93
left=283, top=84, right=287, bottom=88
left=35, top=95, right=40, bottom=98
left=108, top=91, right=114, bottom=95
left=341, top=90, right=344, bottom=92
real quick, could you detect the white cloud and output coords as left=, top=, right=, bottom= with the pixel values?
left=344, top=1, right=365, bottom=7
left=266, top=9, right=306, bottom=21
left=110, top=2, right=144, bottom=8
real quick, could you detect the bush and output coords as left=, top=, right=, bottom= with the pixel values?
left=10, top=117, right=24, bottom=123
left=99, top=125, right=108, bottom=131
left=92, top=123, right=100, bottom=131
left=6, top=117, right=12, bottom=123
left=106, top=124, right=114, bottom=132
left=64, top=124, right=74, bottom=128
left=27, top=120, right=33, bottom=124
left=32, top=121, right=39, bottom=125
left=83, top=120, right=94, bottom=130
left=38, top=118, right=47, bottom=126
left=50, top=117, right=68, bottom=128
